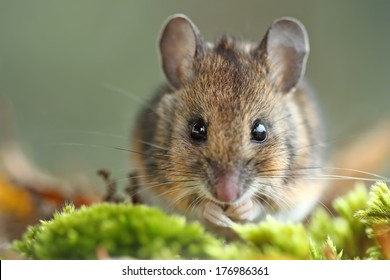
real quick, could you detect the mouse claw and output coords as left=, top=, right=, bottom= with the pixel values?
left=203, top=201, right=233, bottom=228
left=225, top=199, right=262, bottom=222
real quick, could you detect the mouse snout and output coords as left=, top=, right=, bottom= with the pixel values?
left=214, top=171, right=240, bottom=202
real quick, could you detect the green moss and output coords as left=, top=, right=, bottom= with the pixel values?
left=307, top=184, right=370, bottom=258
left=355, top=181, right=390, bottom=227
left=232, top=217, right=310, bottom=259
left=355, top=181, right=390, bottom=259
left=14, top=203, right=222, bottom=259
left=14, top=182, right=390, bottom=260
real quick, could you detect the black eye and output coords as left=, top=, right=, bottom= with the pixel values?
left=190, top=119, right=207, bottom=141
left=251, top=120, right=268, bottom=143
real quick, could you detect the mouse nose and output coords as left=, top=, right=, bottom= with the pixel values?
left=215, top=171, right=240, bottom=202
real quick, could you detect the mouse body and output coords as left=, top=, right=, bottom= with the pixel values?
left=130, top=14, right=326, bottom=231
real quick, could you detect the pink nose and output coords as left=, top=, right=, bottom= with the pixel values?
left=215, top=171, right=240, bottom=202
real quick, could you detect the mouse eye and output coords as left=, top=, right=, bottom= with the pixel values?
left=190, top=119, right=207, bottom=142
left=251, top=120, right=268, bottom=143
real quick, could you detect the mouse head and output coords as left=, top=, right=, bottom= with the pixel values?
left=158, top=14, right=310, bottom=206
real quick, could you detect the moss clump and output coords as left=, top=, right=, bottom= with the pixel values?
left=355, top=182, right=390, bottom=259
left=232, top=217, right=310, bottom=259
left=14, top=203, right=221, bottom=259
left=233, top=182, right=389, bottom=260
left=307, top=184, right=370, bottom=259
left=14, top=182, right=390, bottom=260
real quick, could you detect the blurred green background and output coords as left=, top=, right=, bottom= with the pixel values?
left=0, top=0, right=389, bottom=185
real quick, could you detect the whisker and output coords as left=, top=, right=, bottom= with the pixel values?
left=123, top=172, right=200, bottom=182
left=136, top=140, right=170, bottom=152
left=321, top=167, right=390, bottom=181
left=102, top=83, right=149, bottom=107
left=253, top=192, right=277, bottom=212
left=49, top=129, right=127, bottom=141
left=138, top=179, right=198, bottom=190
left=164, top=187, right=197, bottom=213
left=250, top=185, right=278, bottom=212
left=103, top=83, right=175, bottom=126
left=139, top=168, right=203, bottom=179
left=255, top=160, right=389, bottom=181
left=51, top=142, right=185, bottom=165
left=314, top=199, right=336, bottom=217
left=256, top=173, right=390, bottom=183
left=254, top=180, right=298, bottom=211
left=186, top=194, right=204, bottom=217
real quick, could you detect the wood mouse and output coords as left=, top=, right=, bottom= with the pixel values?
left=130, top=14, right=326, bottom=233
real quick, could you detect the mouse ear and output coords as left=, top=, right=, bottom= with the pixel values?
left=255, top=17, right=309, bottom=93
left=159, top=14, right=206, bottom=89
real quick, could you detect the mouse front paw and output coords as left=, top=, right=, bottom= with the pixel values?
left=225, top=199, right=262, bottom=223
left=202, top=201, right=233, bottom=228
